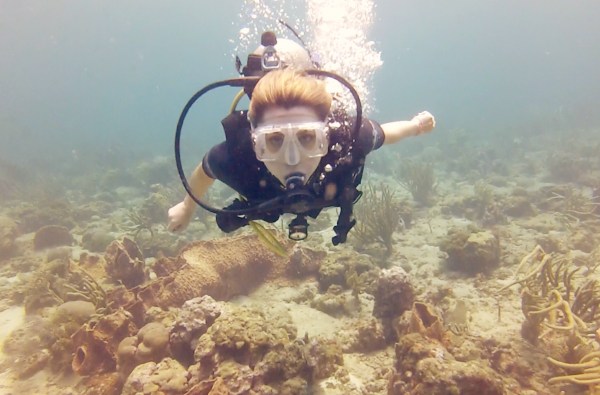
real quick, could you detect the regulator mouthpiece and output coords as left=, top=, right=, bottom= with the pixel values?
left=285, top=173, right=305, bottom=190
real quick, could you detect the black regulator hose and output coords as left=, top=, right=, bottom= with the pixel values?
left=174, top=70, right=363, bottom=216
left=174, top=77, right=258, bottom=216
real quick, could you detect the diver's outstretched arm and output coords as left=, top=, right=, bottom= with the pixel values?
left=380, top=111, right=436, bottom=145
left=168, top=163, right=214, bottom=232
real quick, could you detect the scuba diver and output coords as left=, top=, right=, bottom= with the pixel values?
left=168, top=32, right=435, bottom=245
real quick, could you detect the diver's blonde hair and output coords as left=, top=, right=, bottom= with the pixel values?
left=248, top=69, right=332, bottom=126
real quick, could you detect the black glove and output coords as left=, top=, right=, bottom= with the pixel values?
left=216, top=213, right=249, bottom=233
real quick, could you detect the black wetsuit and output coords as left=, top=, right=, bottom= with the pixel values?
left=203, top=113, right=385, bottom=198
left=201, top=111, right=385, bottom=238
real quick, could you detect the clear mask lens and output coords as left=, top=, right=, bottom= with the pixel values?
left=252, top=122, right=328, bottom=164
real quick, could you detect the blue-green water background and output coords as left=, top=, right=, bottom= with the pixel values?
left=1, top=1, right=599, bottom=176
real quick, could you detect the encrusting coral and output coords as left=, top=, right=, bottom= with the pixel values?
left=186, top=305, right=343, bottom=393
left=121, top=357, right=189, bottom=395
left=135, top=234, right=297, bottom=309
left=388, top=333, right=505, bottom=394
left=316, top=251, right=380, bottom=294
left=439, top=226, right=500, bottom=275
left=452, top=181, right=507, bottom=226
left=372, top=266, right=415, bottom=341
left=169, top=296, right=223, bottom=365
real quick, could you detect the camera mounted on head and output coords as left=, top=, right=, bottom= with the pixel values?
left=237, top=32, right=282, bottom=78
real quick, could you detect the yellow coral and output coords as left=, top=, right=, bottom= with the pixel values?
left=528, top=289, right=587, bottom=333
left=548, top=351, right=600, bottom=393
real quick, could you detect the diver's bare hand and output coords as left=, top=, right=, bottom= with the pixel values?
left=412, top=111, right=436, bottom=135
left=167, top=201, right=194, bottom=232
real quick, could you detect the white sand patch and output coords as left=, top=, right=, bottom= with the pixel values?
left=233, top=282, right=346, bottom=338
left=0, top=306, right=24, bottom=354
left=287, top=304, right=345, bottom=338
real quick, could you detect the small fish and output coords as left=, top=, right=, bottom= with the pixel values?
left=249, top=221, right=288, bottom=258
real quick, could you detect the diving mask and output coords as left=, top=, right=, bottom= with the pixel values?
left=252, top=122, right=328, bottom=165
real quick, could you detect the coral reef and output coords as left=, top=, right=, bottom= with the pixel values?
left=318, top=254, right=349, bottom=291
left=439, top=226, right=500, bottom=275
left=135, top=155, right=175, bottom=187
left=2, top=315, right=56, bottom=379
left=345, top=317, right=387, bottom=352
left=308, top=251, right=381, bottom=317
left=351, top=183, right=411, bottom=256
left=49, top=301, right=99, bottom=374
left=505, top=246, right=586, bottom=344
left=571, top=278, right=600, bottom=322
left=311, top=284, right=360, bottom=316
left=121, top=191, right=178, bottom=255
left=451, top=181, right=507, bottom=226
left=187, top=305, right=343, bottom=393
left=389, top=332, right=508, bottom=394
left=394, top=302, right=447, bottom=344
left=135, top=234, right=295, bottom=308
left=372, top=266, right=415, bottom=341
left=397, top=160, right=436, bottom=206
left=55, top=300, right=97, bottom=323
left=169, top=296, right=223, bottom=365
left=5, top=123, right=600, bottom=395
left=121, top=358, right=189, bottom=395
left=71, top=309, right=138, bottom=375
left=383, top=290, right=548, bottom=393
left=140, top=190, right=172, bottom=224
left=75, top=373, right=123, bottom=395
left=33, top=224, right=73, bottom=250
left=21, top=257, right=108, bottom=315
left=12, top=199, right=75, bottom=233
left=0, top=215, right=18, bottom=258
left=1, top=301, right=98, bottom=379
left=537, top=185, right=600, bottom=230
left=286, top=244, right=327, bottom=278
left=502, top=245, right=600, bottom=394
left=142, top=230, right=187, bottom=258
left=82, top=224, right=118, bottom=253
left=504, top=188, right=535, bottom=218
left=123, top=208, right=155, bottom=245
left=104, top=237, right=148, bottom=288
left=547, top=152, right=586, bottom=182
left=193, top=306, right=296, bottom=368
left=317, top=251, right=380, bottom=294
left=117, top=322, right=170, bottom=378
left=547, top=349, right=600, bottom=392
